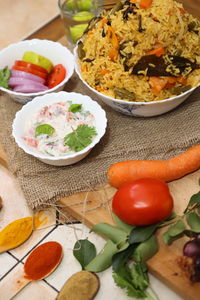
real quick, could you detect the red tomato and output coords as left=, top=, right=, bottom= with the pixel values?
left=112, top=178, right=173, bottom=226
left=14, top=60, right=48, bottom=74
left=47, top=64, right=66, bottom=89
left=12, top=65, right=47, bottom=79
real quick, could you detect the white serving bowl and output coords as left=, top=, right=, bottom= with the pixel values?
left=12, top=91, right=107, bottom=166
left=74, top=44, right=199, bottom=117
left=0, top=39, right=74, bottom=104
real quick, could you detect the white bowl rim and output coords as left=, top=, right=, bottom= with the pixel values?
left=0, top=39, right=74, bottom=96
left=12, top=91, right=107, bottom=161
left=73, top=44, right=200, bottom=106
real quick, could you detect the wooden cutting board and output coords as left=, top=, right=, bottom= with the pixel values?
left=59, top=170, right=200, bottom=300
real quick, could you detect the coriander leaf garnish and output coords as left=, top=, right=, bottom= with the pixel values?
left=64, top=124, right=97, bottom=152
left=0, top=66, right=11, bottom=88
left=68, top=103, right=82, bottom=113
left=35, top=124, right=55, bottom=137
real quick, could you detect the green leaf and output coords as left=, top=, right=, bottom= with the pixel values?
left=64, top=124, right=97, bottom=152
left=128, top=224, right=158, bottom=245
left=163, top=220, right=186, bottom=245
left=133, top=235, right=159, bottom=263
left=91, top=223, right=128, bottom=248
left=73, top=239, right=96, bottom=269
left=68, top=104, right=82, bottom=113
left=112, top=244, right=136, bottom=273
left=112, top=212, right=134, bottom=234
left=85, top=240, right=118, bottom=272
left=130, top=262, right=149, bottom=291
left=184, top=191, right=200, bottom=213
left=113, top=270, right=146, bottom=299
left=0, top=66, right=11, bottom=88
left=186, top=212, right=200, bottom=233
left=35, top=124, right=55, bottom=137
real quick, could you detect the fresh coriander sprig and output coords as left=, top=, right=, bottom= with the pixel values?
left=0, top=66, right=11, bottom=89
left=64, top=124, right=97, bottom=152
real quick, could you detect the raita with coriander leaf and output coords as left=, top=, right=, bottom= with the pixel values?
left=23, top=101, right=97, bottom=157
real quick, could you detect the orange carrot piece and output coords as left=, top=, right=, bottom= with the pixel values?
left=100, top=69, right=110, bottom=75
left=96, top=86, right=105, bottom=92
left=101, top=18, right=108, bottom=28
left=140, top=0, right=153, bottom=9
left=147, top=46, right=166, bottom=57
left=81, top=65, right=88, bottom=72
left=107, top=26, right=119, bottom=50
left=107, top=145, right=200, bottom=188
left=177, top=77, right=187, bottom=85
left=109, top=48, right=118, bottom=62
left=149, top=77, right=168, bottom=94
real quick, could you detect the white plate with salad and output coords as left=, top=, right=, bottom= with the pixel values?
left=0, top=39, right=74, bottom=104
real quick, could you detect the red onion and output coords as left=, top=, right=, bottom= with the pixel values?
left=9, top=77, right=46, bottom=87
left=13, top=84, right=48, bottom=93
left=11, top=70, right=45, bottom=84
left=183, top=240, right=200, bottom=257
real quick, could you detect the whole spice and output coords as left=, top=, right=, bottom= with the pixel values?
left=24, top=241, right=62, bottom=280
left=57, top=270, right=100, bottom=300
left=0, top=217, right=33, bottom=253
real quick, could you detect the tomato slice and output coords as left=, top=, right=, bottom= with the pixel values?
left=12, top=65, right=47, bottom=79
left=47, top=64, right=66, bottom=89
left=15, top=60, right=48, bottom=74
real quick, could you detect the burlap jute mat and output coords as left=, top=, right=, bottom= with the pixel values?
left=0, top=75, right=199, bottom=210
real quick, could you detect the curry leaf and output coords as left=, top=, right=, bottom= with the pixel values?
left=163, top=220, right=186, bottom=245
left=184, top=191, right=200, bottom=213
left=186, top=212, right=200, bottom=233
left=112, top=212, right=134, bottom=234
left=132, top=235, right=159, bottom=263
left=91, top=223, right=128, bottom=247
left=128, top=224, right=158, bottom=244
left=73, top=239, right=96, bottom=269
left=112, top=244, right=136, bottom=273
left=85, top=240, right=118, bottom=272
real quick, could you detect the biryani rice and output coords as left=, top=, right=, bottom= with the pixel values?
left=78, top=0, right=200, bottom=102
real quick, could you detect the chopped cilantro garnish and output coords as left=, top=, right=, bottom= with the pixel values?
left=0, top=66, right=11, bottom=89
left=69, top=104, right=82, bottom=113
left=64, top=124, right=97, bottom=152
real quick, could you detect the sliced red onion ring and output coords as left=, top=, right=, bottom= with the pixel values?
left=13, top=83, right=49, bottom=93
left=11, top=70, right=45, bottom=84
left=9, top=77, right=47, bottom=87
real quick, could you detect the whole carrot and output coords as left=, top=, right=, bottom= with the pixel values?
left=107, top=145, right=200, bottom=188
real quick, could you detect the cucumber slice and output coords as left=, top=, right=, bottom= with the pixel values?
left=63, top=0, right=76, bottom=11
left=22, top=52, right=53, bottom=73
left=77, top=0, right=92, bottom=11
left=70, top=24, right=88, bottom=43
left=72, top=11, right=94, bottom=22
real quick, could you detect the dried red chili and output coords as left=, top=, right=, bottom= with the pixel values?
left=24, top=241, right=62, bottom=280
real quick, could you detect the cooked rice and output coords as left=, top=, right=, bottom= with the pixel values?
left=78, top=0, right=200, bottom=102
